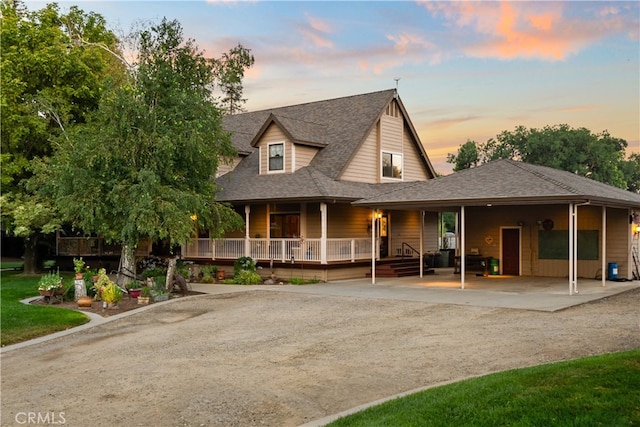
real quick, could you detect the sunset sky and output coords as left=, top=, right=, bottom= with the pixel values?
left=28, top=1, right=640, bottom=175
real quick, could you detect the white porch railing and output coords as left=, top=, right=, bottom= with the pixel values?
left=182, top=237, right=372, bottom=264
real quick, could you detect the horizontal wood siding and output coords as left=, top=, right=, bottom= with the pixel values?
left=380, top=115, right=403, bottom=153
left=461, top=205, right=630, bottom=278
left=216, top=156, right=242, bottom=177
left=388, top=210, right=420, bottom=256
left=258, top=124, right=290, bottom=174
left=326, top=204, right=371, bottom=238
left=341, top=123, right=378, bottom=182
left=606, top=208, right=630, bottom=278
left=423, top=212, right=439, bottom=253
left=249, top=205, right=268, bottom=238
left=402, top=127, right=429, bottom=181
left=294, top=145, right=318, bottom=171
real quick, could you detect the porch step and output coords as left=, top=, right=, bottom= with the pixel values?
left=366, top=258, right=434, bottom=278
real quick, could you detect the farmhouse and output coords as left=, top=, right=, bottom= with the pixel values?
left=56, top=89, right=640, bottom=288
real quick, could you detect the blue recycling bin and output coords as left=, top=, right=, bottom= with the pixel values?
left=607, top=262, right=618, bottom=280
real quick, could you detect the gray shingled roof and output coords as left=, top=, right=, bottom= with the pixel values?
left=216, top=152, right=384, bottom=203
left=354, top=159, right=640, bottom=209
left=217, top=89, right=436, bottom=203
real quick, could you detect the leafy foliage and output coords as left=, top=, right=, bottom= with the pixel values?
left=212, top=44, right=255, bottom=114
left=1, top=1, right=125, bottom=272
left=234, top=256, right=256, bottom=277
left=41, top=18, right=244, bottom=251
left=447, top=124, right=637, bottom=191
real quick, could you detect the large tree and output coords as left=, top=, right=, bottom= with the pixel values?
left=0, top=1, right=125, bottom=273
left=447, top=124, right=636, bottom=191
left=213, top=43, right=255, bottom=114
left=41, top=18, right=244, bottom=285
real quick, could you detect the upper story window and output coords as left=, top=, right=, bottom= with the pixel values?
left=268, top=143, right=284, bottom=172
left=382, top=152, right=402, bottom=179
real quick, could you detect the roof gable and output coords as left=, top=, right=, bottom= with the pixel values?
left=250, top=113, right=327, bottom=148
left=223, top=89, right=407, bottom=179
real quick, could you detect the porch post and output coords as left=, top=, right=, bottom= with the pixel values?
left=245, top=205, right=251, bottom=257
left=602, top=206, right=606, bottom=287
left=320, top=202, right=328, bottom=264
left=419, top=210, right=424, bottom=278
left=569, top=203, right=575, bottom=295
left=460, top=206, right=465, bottom=290
left=371, top=208, right=376, bottom=284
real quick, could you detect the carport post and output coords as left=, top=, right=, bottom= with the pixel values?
left=460, top=206, right=465, bottom=289
left=371, top=208, right=376, bottom=284
left=419, top=211, right=424, bottom=277
left=602, top=206, right=606, bottom=287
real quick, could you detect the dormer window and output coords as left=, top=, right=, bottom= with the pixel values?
left=269, top=143, right=284, bottom=172
left=382, top=151, right=402, bottom=179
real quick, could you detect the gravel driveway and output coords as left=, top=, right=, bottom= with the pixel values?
left=1, top=288, right=639, bottom=427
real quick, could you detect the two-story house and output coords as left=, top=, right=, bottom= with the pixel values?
left=183, top=89, right=441, bottom=280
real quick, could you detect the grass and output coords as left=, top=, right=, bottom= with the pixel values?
left=328, top=349, right=640, bottom=426
left=1, top=270, right=90, bottom=346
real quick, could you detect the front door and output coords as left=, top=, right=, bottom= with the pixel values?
left=501, top=228, right=520, bottom=275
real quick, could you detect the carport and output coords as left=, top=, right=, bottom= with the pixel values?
left=354, top=160, right=640, bottom=295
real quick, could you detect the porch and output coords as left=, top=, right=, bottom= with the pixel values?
left=181, top=237, right=373, bottom=264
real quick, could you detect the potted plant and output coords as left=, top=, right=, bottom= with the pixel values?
left=152, top=276, right=169, bottom=301
left=38, top=270, right=65, bottom=303
left=92, top=268, right=111, bottom=300
left=73, top=257, right=86, bottom=279
left=126, top=280, right=142, bottom=299
left=101, top=282, right=123, bottom=308
left=138, top=286, right=151, bottom=305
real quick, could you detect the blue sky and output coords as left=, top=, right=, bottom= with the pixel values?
left=28, top=1, right=640, bottom=174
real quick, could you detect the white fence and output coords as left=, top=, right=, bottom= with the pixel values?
left=183, top=237, right=372, bottom=264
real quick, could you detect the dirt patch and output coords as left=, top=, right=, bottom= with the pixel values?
left=3, top=287, right=639, bottom=427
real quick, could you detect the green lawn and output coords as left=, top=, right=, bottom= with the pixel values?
left=329, top=349, right=640, bottom=426
left=1, top=270, right=90, bottom=346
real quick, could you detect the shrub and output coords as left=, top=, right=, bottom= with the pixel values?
left=200, top=265, right=218, bottom=283
left=235, top=270, right=262, bottom=285
left=234, top=256, right=256, bottom=276
left=289, top=277, right=321, bottom=285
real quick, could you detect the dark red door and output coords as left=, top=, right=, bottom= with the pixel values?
left=502, top=228, right=520, bottom=275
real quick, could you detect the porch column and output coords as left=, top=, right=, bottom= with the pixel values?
left=602, top=206, right=606, bottom=287
left=460, top=206, right=465, bottom=289
left=245, top=205, right=251, bottom=257
left=320, top=202, right=328, bottom=264
left=371, top=208, right=376, bottom=284
left=419, top=211, right=424, bottom=278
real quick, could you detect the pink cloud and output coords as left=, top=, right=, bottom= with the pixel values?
left=298, top=14, right=334, bottom=48
left=419, top=0, right=639, bottom=61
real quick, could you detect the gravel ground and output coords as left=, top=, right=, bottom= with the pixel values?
left=1, top=288, right=639, bottom=427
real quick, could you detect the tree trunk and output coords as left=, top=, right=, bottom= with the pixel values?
left=166, top=256, right=177, bottom=292
left=22, top=236, right=40, bottom=275
left=117, top=245, right=136, bottom=287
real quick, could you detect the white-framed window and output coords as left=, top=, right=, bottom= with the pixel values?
left=268, top=142, right=284, bottom=172
left=382, top=151, right=403, bottom=179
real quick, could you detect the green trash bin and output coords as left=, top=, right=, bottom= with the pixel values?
left=490, top=259, right=499, bottom=275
